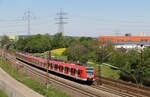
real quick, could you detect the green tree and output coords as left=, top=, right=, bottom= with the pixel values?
left=64, top=43, right=88, bottom=64
left=52, top=32, right=64, bottom=48
left=94, top=41, right=115, bottom=63
left=16, top=34, right=52, bottom=53
left=1, top=35, right=11, bottom=49
left=108, top=48, right=150, bottom=85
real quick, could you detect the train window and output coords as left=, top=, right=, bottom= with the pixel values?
left=35, top=59, right=37, bottom=63
left=59, top=65, right=63, bottom=71
left=78, top=70, right=82, bottom=75
left=74, top=69, right=76, bottom=74
left=86, top=72, right=93, bottom=76
left=42, top=61, right=43, bottom=65
left=65, top=67, right=69, bottom=71
left=36, top=60, right=38, bottom=64
left=78, top=70, right=81, bottom=75
left=71, top=68, right=73, bottom=73
left=49, top=63, right=52, bottom=66
left=58, top=64, right=60, bottom=69
left=65, top=67, right=66, bottom=71
left=55, top=64, right=58, bottom=68
left=59, top=65, right=62, bottom=69
left=71, top=68, right=75, bottom=73
left=80, top=70, right=82, bottom=74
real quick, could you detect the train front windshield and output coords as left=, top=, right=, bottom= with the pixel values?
left=86, top=67, right=94, bottom=77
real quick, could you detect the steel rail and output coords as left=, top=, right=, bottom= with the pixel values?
left=5, top=54, right=110, bottom=97
left=5, top=53, right=145, bottom=97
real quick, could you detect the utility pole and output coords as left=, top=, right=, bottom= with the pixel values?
left=24, top=9, right=35, bottom=35
left=97, top=44, right=103, bottom=85
left=140, top=44, right=144, bottom=84
left=56, top=9, right=68, bottom=34
left=46, top=51, right=51, bottom=88
left=98, top=50, right=103, bottom=85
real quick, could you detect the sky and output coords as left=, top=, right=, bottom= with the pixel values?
left=0, top=0, right=150, bottom=37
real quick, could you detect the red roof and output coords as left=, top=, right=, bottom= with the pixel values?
left=98, top=36, right=150, bottom=42
left=19, top=53, right=84, bottom=69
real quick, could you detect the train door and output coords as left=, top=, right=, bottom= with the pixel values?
left=49, top=63, right=51, bottom=70
left=63, top=66, right=65, bottom=73
left=78, top=69, right=81, bottom=78
left=37, top=60, right=39, bottom=65
left=59, top=65, right=63, bottom=73
left=40, top=60, right=43, bottom=67
left=44, top=62, right=47, bottom=68
left=33, top=58, right=35, bottom=64
left=50, top=63, right=53, bottom=70
left=71, top=68, right=76, bottom=76
left=24, top=56, right=26, bottom=61
left=57, top=64, right=60, bottom=71
left=46, top=63, right=49, bottom=69
left=26, top=56, right=28, bottom=62
left=64, top=66, right=69, bottom=74
left=78, top=69, right=83, bottom=78
left=36, top=59, right=38, bottom=65
left=23, top=56, right=25, bottom=61
left=42, top=61, right=44, bottom=67
left=35, top=59, right=37, bottom=64
left=54, top=64, right=58, bottom=71
left=40, top=60, right=42, bottom=66
left=27, top=56, right=29, bottom=62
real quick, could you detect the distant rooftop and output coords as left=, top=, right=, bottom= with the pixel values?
left=98, top=36, right=150, bottom=43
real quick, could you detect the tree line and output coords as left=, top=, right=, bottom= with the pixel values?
left=1, top=33, right=150, bottom=86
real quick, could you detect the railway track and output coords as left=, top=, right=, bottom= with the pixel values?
left=95, top=77, right=150, bottom=97
left=91, top=85, right=139, bottom=97
left=4, top=53, right=120, bottom=97
left=4, top=52, right=148, bottom=97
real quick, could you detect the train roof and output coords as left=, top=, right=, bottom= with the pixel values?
left=18, top=52, right=84, bottom=69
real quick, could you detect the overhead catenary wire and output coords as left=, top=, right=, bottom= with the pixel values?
left=0, top=13, right=150, bottom=36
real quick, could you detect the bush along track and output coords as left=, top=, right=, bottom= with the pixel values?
left=0, top=89, right=8, bottom=97
left=0, top=58, right=69, bottom=97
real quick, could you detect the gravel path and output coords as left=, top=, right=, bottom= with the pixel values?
left=0, top=67, right=44, bottom=97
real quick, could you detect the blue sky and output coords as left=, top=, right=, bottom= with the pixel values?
left=0, top=0, right=150, bottom=37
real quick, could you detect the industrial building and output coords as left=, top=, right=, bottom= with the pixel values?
left=98, top=34, right=150, bottom=49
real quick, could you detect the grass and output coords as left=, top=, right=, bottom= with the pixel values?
left=0, top=59, right=69, bottom=97
left=33, top=48, right=120, bottom=79
left=0, top=89, right=8, bottom=97
left=88, top=62, right=120, bottom=79
left=50, top=48, right=120, bottom=79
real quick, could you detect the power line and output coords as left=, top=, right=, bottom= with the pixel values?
left=23, top=9, right=36, bottom=35
left=56, top=9, right=68, bottom=34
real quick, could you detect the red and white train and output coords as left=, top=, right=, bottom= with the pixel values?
left=16, top=52, right=96, bottom=82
